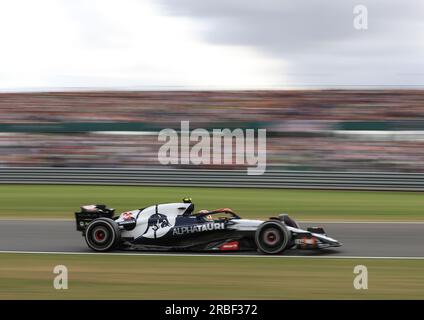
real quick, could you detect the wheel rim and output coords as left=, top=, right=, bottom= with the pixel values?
left=263, top=228, right=281, bottom=246
left=94, top=230, right=106, bottom=241
left=91, top=226, right=109, bottom=245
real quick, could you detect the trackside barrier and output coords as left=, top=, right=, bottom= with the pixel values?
left=0, top=167, right=424, bottom=191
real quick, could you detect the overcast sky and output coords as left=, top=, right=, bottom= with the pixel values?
left=0, top=0, right=423, bottom=90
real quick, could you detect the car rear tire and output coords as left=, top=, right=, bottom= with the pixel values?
left=85, top=218, right=121, bottom=252
left=255, top=221, right=290, bottom=254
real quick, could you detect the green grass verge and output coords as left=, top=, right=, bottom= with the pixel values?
left=1, top=184, right=424, bottom=220
left=0, top=253, right=423, bottom=299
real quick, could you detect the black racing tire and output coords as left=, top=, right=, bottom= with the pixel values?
left=255, top=221, right=291, bottom=254
left=85, top=218, right=121, bottom=252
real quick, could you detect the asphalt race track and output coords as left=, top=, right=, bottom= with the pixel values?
left=0, top=220, right=423, bottom=257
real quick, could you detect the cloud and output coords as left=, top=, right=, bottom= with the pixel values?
left=158, top=0, right=424, bottom=86
left=0, top=0, right=422, bottom=89
left=0, top=0, right=286, bottom=89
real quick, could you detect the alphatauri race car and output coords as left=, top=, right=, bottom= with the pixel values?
left=75, top=198, right=341, bottom=254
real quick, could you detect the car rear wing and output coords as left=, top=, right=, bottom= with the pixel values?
left=75, top=204, right=115, bottom=232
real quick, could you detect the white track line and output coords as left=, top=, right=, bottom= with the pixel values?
left=0, top=250, right=423, bottom=260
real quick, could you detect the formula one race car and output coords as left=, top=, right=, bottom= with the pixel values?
left=74, top=198, right=341, bottom=254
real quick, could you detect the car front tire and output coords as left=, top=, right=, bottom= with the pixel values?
left=255, top=221, right=291, bottom=254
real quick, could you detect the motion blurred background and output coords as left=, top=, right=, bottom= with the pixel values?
left=1, top=0, right=424, bottom=300
left=1, top=0, right=424, bottom=174
left=1, top=90, right=424, bottom=172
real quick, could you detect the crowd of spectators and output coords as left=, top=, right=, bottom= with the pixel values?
left=1, top=90, right=424, bottom=172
